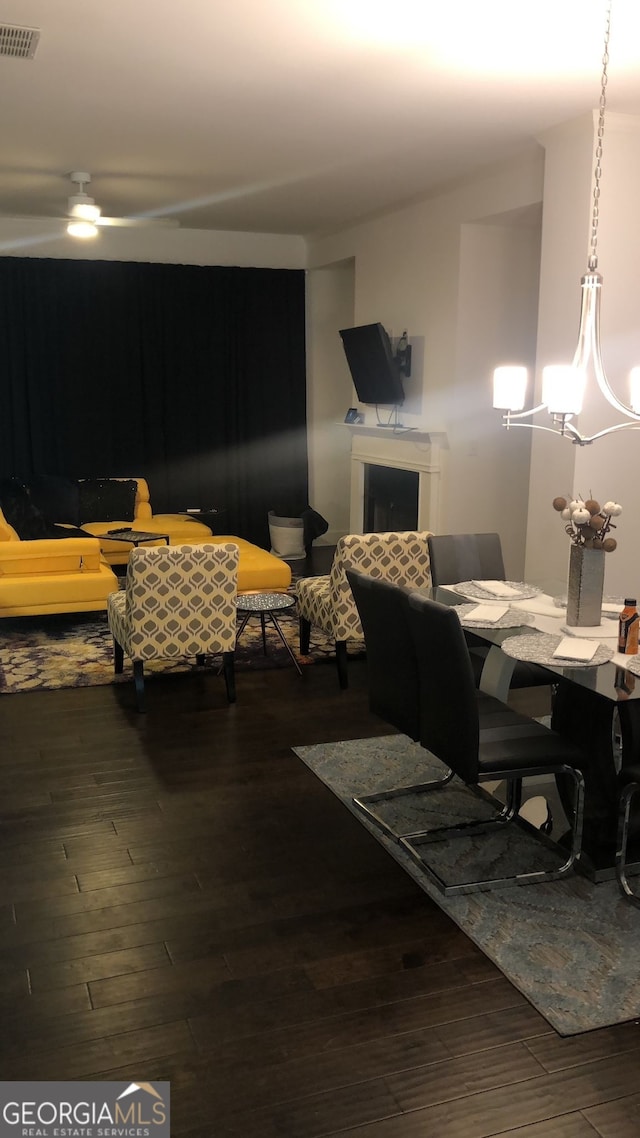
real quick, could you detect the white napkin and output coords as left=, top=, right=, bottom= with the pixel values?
left=552, top=637, right=598, bottom=662
left=471, top=580, right=521, bottom=598
left=464, top=603, right=510, bottom=623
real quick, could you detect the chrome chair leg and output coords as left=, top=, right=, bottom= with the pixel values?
left=352, top=768, right=455, bottom=841
left=616, top=777, right=640, bottom=905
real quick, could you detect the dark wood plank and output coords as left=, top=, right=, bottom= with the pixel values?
left=583, top=1091, right=640, bottom=1138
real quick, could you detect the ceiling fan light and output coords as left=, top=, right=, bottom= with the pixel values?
left=67, top=220, right=98, bottom=239
left=68, top=194, right=100, bottom=222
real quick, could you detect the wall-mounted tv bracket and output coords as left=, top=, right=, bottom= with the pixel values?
left=394, top=330, right=412, bottom=377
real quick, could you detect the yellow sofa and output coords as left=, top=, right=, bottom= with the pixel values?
left=79, top=478, right=292, bottom=592
left=0, top=477, right=291, bottom=616
left=0, top=531, right=118, bottom=617
left=79, top=478, right=213, bottom=566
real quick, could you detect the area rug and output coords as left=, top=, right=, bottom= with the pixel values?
left=0, top=606, right=365, bottom=694
left=293, top=734, right=640, bottom=1036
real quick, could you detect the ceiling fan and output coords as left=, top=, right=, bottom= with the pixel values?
left=65, top=171, right=179, bottom=237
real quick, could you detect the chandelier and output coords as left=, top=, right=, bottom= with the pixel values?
left=493, top=0, right=640, bottom=446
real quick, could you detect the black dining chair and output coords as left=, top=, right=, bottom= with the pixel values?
left=345, top=570, right=454, bottom=825
left=427, top=532, right=551, bottom=691
left=616, top=765, right=640, bottom=905
left=346, top=570, right=585, bottom=895
left=427, top=532, right=506, bottom=585
left=400, top=589, right=585, bottom=894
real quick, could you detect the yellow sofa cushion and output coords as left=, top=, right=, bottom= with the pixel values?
left=209, top=535, right=291, bottom=593
left=0, top=536, right=118, bottom=617
left=0, top=537, right=104, bottom=576
left=0, top=563, right=117, bottom=617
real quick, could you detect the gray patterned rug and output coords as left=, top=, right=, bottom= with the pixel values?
left=0, top=605, right=365, bottom=694
left=293, top=734, right=640, bottom=1036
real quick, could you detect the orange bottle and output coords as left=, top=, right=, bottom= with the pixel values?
left=618, top=598, right=639, bottom=655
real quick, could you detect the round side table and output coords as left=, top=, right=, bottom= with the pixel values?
left=235, top=592, right=302, bottom=675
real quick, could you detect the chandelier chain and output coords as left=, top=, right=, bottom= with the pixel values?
left=589, top=0, right=612, bottom=272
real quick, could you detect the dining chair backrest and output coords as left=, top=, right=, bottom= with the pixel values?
left=406, top=589, right=481, bottom=784
left=427, top=533, right=505, bottom=586
left=346, top=569, right=421, bottom=742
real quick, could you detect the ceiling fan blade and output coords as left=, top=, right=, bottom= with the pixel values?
left=96, top=216, right=180, bottom=229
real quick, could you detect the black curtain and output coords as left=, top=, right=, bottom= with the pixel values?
left=0, top=258, right=308, bottom=547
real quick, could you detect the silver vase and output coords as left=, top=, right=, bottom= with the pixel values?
left=566, top=544, right=605, bottom=627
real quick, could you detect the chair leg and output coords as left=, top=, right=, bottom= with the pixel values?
left=222, top=651, right=236, bottom=703
left=400, top=766, right=585, bottom=896
left=353, top=767, right=455, bottom=841
left=196, top=654, right=206, bottom=667
left=336, top=640, right=348, bottom=689
left=113, top=638, right=124, bottom=674
left=299, top=616, right=311, bottom=655
left=616, top=781, right=640, bottom=905
left=133, top=660, right=145, bottom=714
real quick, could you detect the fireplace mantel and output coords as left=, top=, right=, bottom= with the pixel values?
left=346, top=426, right=445, bottom=533
left=341, top=423, right=435, bottom=444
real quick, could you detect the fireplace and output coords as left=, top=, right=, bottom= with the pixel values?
left=347, top=425, right=443, bottom=534
left=363, top=464, right=419, bottom=531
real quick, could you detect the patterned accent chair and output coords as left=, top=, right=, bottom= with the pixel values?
left=107, top=543, right=239, bottom=712
left=296, top=530, right=432, bottom=689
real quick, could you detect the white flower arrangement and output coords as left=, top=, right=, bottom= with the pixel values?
left=552, top=494, right=621, bottom=551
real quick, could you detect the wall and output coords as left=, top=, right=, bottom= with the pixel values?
left=305, top=259, right=355, bottom=542
left=452, top=215, right=540, bottom=577
left=305, top=148, right=544, bottom=572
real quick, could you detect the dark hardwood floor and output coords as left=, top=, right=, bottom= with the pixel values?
left=1, top=547, right=639, bottom=1136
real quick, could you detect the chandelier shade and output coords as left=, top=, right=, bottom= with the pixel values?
left=541, top=366, right=585, bottom=416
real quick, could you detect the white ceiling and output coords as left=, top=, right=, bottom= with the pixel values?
left=2, top=0, right=640, bottom=237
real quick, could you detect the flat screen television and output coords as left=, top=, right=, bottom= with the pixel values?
left=339, top=322, right=405, bottom=406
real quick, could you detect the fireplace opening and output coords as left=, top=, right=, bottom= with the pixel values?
left=363, top=464, right=419, bottom=532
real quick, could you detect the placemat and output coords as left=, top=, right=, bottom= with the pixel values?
left=501, top=631, right=613, bottom=668
left=452, top=580, right=542, bottom=602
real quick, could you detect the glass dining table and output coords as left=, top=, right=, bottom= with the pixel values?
left=430, top=581, right=640, bottom=882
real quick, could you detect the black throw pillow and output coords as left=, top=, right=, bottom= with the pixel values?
left=30, top=474, right=81, bottom=527
left=78, top=478, right=138, bottom=523
left=0, top=477, right=51, bottom=539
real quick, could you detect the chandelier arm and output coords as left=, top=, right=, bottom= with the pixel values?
left=556, top=420, right=586, bottom=444
left=501, top=420, right=582, bottom=440
left=588, top=287, right=640, bottom=420
left=504, top=418, right=640, bottom=446
left=501, top=402, right=547, bottom=422
left=580, top=421, right=640, bottom=443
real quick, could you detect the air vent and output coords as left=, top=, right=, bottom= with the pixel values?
left=0, top=24, right=40, bottom=59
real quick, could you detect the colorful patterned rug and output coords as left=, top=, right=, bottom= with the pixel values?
left=294, top=734, right=640, bottom=1036
left=0, top=600, right=365, bottom=694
